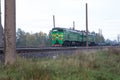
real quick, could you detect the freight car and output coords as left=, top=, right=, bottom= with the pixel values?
left=50, top=27, right=96, bottom=46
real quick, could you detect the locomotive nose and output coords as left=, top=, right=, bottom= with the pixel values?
left=55, top=40, right=59, bottom=44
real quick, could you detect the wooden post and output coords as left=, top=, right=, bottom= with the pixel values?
left=118, top=34, right=120, bottom=46
left=4, top=0, right=16, bottom=65
left=0, top=0, right=3, bottom=47
left=73, top=21, right=75, bottom=30
left=86, top=3, right=88, bottom=47
left=53, top=15, right=55, bottom=28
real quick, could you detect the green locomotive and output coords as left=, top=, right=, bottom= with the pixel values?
left=50, top=27, right=96, bottom=46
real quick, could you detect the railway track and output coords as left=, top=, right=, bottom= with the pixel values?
left=0, top=46, right=120, bottom=62
left=0, top=46, right=119, bottom=54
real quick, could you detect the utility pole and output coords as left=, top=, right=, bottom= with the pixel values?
left=86, top=3, right=88, bottom=47
left=118, top=34, right=120, bottom=46
left=4, top=0, right=16, bottom=65
left=0, top=0, right=3, bottom=47
left=73, top=21, right=75, bottom=30
left=101, top=29, right=102, bottom=36
left=53, top=15, right=55, bottom=28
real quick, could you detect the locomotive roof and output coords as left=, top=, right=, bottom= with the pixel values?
left=52, top=27, right=83, bottom=34
left=52, top=27, right=95, bottom=36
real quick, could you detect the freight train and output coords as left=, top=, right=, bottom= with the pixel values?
left=50, top=27, right=97, bottom=46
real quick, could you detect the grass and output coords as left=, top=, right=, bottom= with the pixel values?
left=0, top=47, right=120, bottom=80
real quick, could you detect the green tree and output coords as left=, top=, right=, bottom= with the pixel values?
left=95, top=33, right=105, bottom=43
left=16, top=28, right=26, bottom=47
left=16, top=28, right=51, bottom=47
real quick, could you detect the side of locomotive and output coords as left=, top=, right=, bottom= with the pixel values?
left=50, top=27, right=96, bottom=46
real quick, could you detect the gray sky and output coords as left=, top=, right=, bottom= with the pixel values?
left=1, top=0, right=120, bottom=40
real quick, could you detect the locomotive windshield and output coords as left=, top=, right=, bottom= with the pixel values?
left=52, top=28, right=63, bottom=32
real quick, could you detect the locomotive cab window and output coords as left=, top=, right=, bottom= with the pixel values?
left=52, top=28, right=63, bottom=32
left=58, top=29, right=63, bottom=32
left=52, top=29, right=58, bottom=32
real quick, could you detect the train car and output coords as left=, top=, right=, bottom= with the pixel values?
left=50, top=27, right=96, bottom=46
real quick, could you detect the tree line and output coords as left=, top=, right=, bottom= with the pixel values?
left=16, top=28, right=51, bottom=47
left=16, top=28, right=105, bottom=47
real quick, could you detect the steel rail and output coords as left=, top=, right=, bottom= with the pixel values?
left=0, top=46, right=120, bottom=54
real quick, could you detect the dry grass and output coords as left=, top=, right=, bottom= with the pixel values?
left=0, top=47, right=120, bottom=80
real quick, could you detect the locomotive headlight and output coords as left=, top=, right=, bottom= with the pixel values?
left=52, top=38, right=55, bottom=40
left=58, top=35, right=63, bottom=40
left=52, top=34, right=57, bottom=40
left=52, top=34, right=56, bottom=37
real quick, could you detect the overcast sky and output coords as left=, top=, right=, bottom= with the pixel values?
left=1, top=0, right=120, bottom=40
